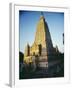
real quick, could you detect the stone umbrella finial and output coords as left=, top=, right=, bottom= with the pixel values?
left=40, top=12, right=45, bottom=20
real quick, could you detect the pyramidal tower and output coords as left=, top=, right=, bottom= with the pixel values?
left=35, top=12, right=53, bottom=56
left=24, top=12, right=57, bottom=68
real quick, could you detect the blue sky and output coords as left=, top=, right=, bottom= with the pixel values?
left=19, top=10, right=64, bottom=53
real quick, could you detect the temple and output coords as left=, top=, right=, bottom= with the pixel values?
left=24, top=13, right=59, bottom=69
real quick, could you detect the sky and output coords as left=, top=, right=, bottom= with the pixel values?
left=19, top=10, right=64, bottom=53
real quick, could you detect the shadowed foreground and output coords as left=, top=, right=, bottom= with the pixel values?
left=19, top=52, right=64, bottom=79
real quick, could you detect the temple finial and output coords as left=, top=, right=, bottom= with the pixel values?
left=40, top=12, right=45, bottom=20
left=41, top=12, right=44, bottom=16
